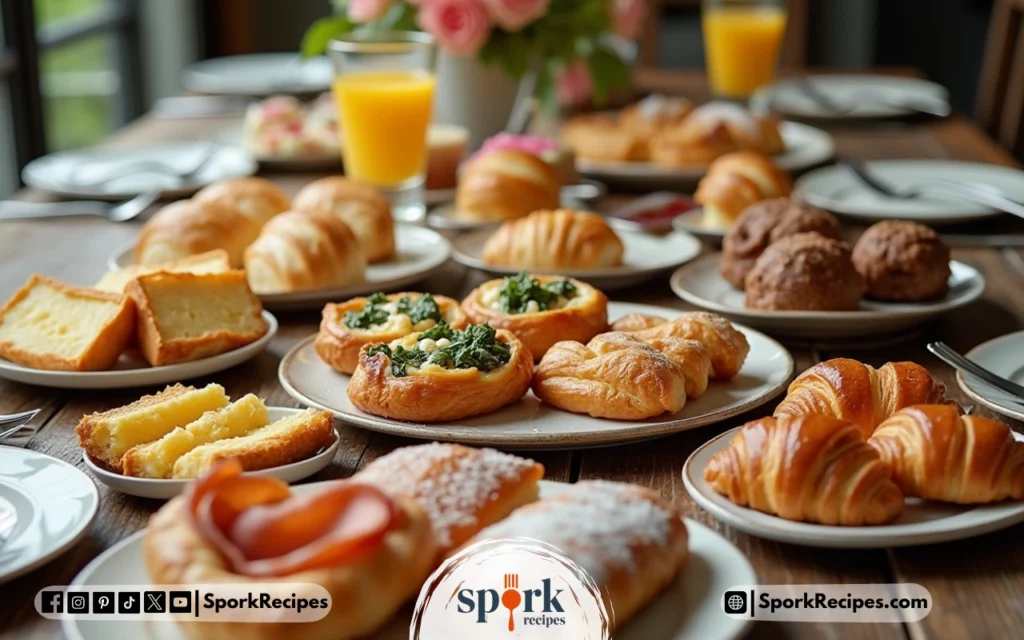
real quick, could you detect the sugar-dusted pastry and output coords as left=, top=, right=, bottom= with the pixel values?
left=0, top=275, right=135, bottom=372
left=613, top=311, right=749, bottom=380
left=721, top=198, right=843, bottom=289
left=745, top=233, right=865, bottom=311
left=649, top=121, right=739, bottom=166
left=481, top=209, right=624, bottom=270
left=76, top=383, right=230, bottom=471
left=135, top=199, right=262, bottom=268
left=620, top=94, right=695, bottom=136
left=466, top=481, right=689, bottom=629
left=243, top=210, right=366, bottom=294
left=126, top=270, right=268, bottom=367
left=852, top=220, right=951, bottom=302
left=315, top=292, right=467, bottom=375
left=642, top=337, right=714, bottom=398
left=347, top=323, right=533, bottom=422
left=694, top=151, right=793, bottom=230
left=681, top=102, right=785, bottom=154
left=869, top=405, right=1024, bottom=503
left=455, top=149, right=561, bottom=222
left=292, top=176, right=395, bottom=263
left=192, top=177, right=291, bottom=227
left=461, top=273, right=608, bottom=360
left=95, top=249, right=232, bottom=293
left=561, top=113, right=648, bottom=162
left=356, top=443, right=544, bottom=555
left=774, top=358, right=950, bottom=439
left=533, top=332, right=692, bottom=420
left=145, top=461, right=437, bottom=640
left=705, top=414, right=905, bottom=525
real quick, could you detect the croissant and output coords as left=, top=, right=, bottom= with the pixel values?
left=705, top=414, right=905, bottom=525
left=192, top=177, right=291, bottom=227
left=243, top=210, right=366, bottom=294
left=869, top=405, right=1024, bottom=503
left=614, top=312, right=749, bottom=380
left=694, top=151, right=792, bottom=230
left=481, top=209, right=624, bottom=270
left=135, top=200, right=262, bottom=268
left=561, top=113, right=648, bottom=162
left=774, top=358, right=950, bottom=439
left=292, top=177, right=395, bottom=264
left=455, top=149, right=561, bottom=222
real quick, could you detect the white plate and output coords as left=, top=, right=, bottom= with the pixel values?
left=0, top=447, right=99, bottom=584
left=670, top=254, right=985, bottom=339
left=956, top=331, right=1024, bottom=422
left=279, top=301, right=793, bottom=449
left=0, top=312, right=277, bottom=390
left=64, top=480, right=755, bottom=640
left=671, top=207, right=726, bottom=243
left=110, top=225, right=452, bottom=311
left=575, top=121, right=835, bottom=190
left=425, top=190, right=593, bottom=232
left=213, top=122, right=343, bottom=172
left=751, top=74, right=950, bottom=121
left=684, top=427, right=1024, bottom=548
left=182, top=54, right=332, bottom=96
left=452, top=227, right=704, bottom=290
left=22, top=143, right=257, bottom=200
left=795, top=160, right=1024, bottom=223
left=81, top=408, right=341, bottom=500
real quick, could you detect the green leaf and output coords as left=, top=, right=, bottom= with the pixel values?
left=300, top=15, right=355, bottom=57
left=587, top=44, right=630, bottom=104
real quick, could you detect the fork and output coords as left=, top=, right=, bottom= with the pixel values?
left=68, top=141, right=220, bottom=187
left=928, top=342, right=1024, bottom=400
left=794, top=77, right=951, bottom=117
left=0, top=191, right=160, bottom=223
left=0, top=409, right=39, bottom=429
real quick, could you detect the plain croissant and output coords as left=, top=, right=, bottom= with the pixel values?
left=705, top=414, right=905, bottom=526
left=694, top=151, right=792, bottom=229
left=869, top=405, right=1024, bottom=503
left=774, top=358, right=950, bottom=439
left=481, top=209, right=625, bottom=269
left=615, top=311, right=750, bottom=380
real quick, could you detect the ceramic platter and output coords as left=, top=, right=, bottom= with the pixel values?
left=670, top=254, right=985, bottom=339
left=64, top=480, right=755, bottom=640
left=279, top=301, right=793, bottom=450
left=956, top=331, right=1024, bottom=422
left=109, top=224, right=452, bottom=311
left=751, top=74, right=950, bottom=121
left=684, top=427, right=1024, bottom=548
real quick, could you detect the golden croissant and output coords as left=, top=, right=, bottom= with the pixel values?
left=614, top=311, right=749, bottom=380
left=774, top=358, right=950, bottom=439
left=705, top=414, right=905, bottom=526
left=481, top=209, right=625, bottom=270
left=869, top=405, right=1024, bottom=503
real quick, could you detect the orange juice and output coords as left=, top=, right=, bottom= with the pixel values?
left=703, top=7, right=787, bottom=98
left=333, top=70, right=436, bottom=187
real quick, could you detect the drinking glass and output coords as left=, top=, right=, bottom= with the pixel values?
left=702, top=0, right=788, bottom=100
left=328, top=32, right=437, bottom=222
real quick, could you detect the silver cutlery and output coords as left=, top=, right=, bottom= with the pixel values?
left=794, top=77, right=951, bottom=117
left=841, top=158, right=1024, bottom=220
left=68, top=141, right=220, bottom=187
left=928, top=341, right=1024, bottom=399
left=0, top=409, right=39, bottom=429
left=0, top=190, right=160, bottom=223
left=0, top=422, right=34, bottom=441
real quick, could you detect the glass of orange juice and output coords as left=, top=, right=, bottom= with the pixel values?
left=329, top=32, right=437, bottom=221
left=702, top=0, right=788, bottom=100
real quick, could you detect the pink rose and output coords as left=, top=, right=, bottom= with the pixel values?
left=348, top=0, right=392, bottom=22
left=614, top=0, right=646, bottom=39
left=481, top=0, right=549, bottom=32
left=417, top=0, right=492, bottom=56
left=557, top=59, right=593, bottom=107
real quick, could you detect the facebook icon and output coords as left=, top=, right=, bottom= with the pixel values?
left=41, top=591, right=64, bottom=614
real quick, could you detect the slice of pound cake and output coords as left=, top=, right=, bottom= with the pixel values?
left=0, top=275, right=136, bottom=371
left=127, top=270, right=268, bottom=366
left=94, top=249, right=232, bottom=293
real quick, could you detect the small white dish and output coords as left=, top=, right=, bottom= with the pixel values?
left=671, top=206, right=726, bottom=243
left=795, top=160, right=1024, bottom=224
left=452, top=227, right=704, bottom=290
left=751, top=74, right=950, bottom=121
left=82, top=408, right=341, bottom=500
left=213, top=122, right=342, bottom=171
left=23, top=143, right=257, bottom=200
left=279, top=301, right=793, bottom=450
left=576, top=121, right=835, bottom=190
left=64, top=479, right=754, bottom=640
left=670, top=254, right=985, bottom=339
left=0, top=447, right=99, bottom=584
left=956, top=331, right=1024, bottom=422
left=109, top=225, right=452, bottom=311
left=684, top=427, right=1024, bottom=548
left=0, top=312, right=277, bottom=390
left=182, top=53, right=332, bottom=96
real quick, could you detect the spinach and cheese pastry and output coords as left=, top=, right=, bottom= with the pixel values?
left=316, top=292, right=468, bottom=374
left=461, top=272, right=608, bottom=360
left=347, top=323, right=533, bottom=422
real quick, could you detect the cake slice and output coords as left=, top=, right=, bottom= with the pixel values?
left=76, top=383, right=230, bottom=470
left=0, top=275, right=136, bottom=371
left=126, top=270, right=268, bottom=366
left=95, top=250, right=231, bottom=293
left=121, top=393, right=268, bottom=478
left=171, top=408, right=334, bottom=479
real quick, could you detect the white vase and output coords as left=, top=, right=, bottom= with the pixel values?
left=433, top=53, right=521, bottom=152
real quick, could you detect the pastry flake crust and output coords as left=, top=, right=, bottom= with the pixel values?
left=454, top=149, right=561, bottom=222
left=192, top=177, right=292, bottom=227
left=292, top=176, right=395, bottom=264
left=481, top=209, right=625, bottom=270
left=135, top=199, right=263, bottom=268
left=615, top=311, right=750, bottom=381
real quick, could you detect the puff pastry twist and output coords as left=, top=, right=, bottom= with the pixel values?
left=611, top=311, right=749, bottom=380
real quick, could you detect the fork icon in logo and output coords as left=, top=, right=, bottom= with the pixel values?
left=501, top=573, right=522, bottom=632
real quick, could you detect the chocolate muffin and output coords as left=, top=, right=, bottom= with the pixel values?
left=745, top=233, right=865, bottom=311
left=721, top=198, right=844, bottom=289
left=852, top=221, right=951, bottom=301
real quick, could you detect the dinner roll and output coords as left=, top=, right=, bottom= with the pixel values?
left=292, top=177, right=395, bottom=263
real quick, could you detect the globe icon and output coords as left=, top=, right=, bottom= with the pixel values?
left=728, top=594, right=744, bottom=611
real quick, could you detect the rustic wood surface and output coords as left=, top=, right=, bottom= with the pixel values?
left=1, top=70, right=1023, bottom=640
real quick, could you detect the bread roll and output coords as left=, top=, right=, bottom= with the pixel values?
left=244, top=210, right=366, bottom=294
left=455, top=149, right=561, bottom=222
left=192, top=177, right=291, bottom=227
left=135, top=199, right=261, bottom=268
left=695, top=151, right=792, bottom=230
left=292, top=177, right=395, bottom=263
left=481, top=209, right=624, bottom=269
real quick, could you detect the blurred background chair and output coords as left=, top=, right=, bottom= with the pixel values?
left=977, top=0, right=1024, bottom=158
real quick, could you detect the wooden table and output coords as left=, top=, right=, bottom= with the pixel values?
left=2, top=70, right=1024, bottom=640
